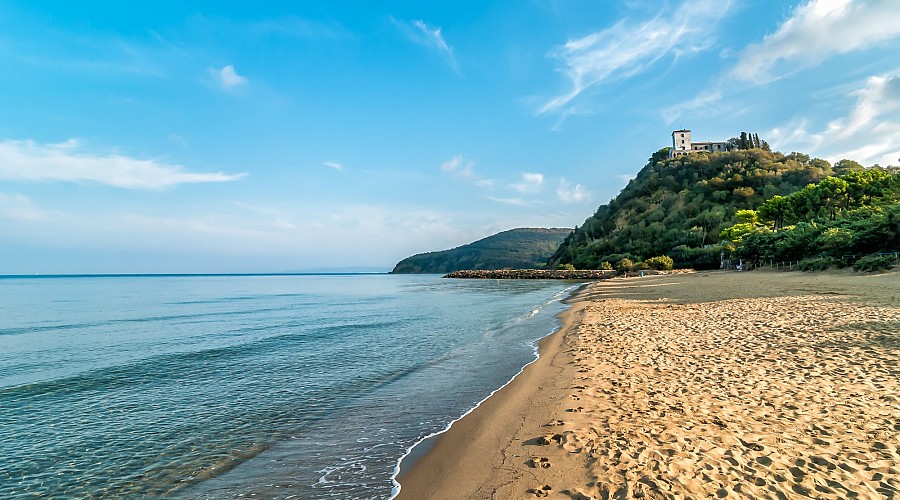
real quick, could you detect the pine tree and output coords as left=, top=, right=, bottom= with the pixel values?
left=740, top=132, right=748, bottom=149
left=753, top=133, right=760, bottom=149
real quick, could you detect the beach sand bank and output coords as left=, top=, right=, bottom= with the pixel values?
left=395, top=269, right=900, bottom=499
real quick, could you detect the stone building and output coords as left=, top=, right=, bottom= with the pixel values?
left=669, top=129, right=727, bottom=158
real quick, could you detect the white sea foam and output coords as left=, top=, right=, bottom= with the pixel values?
left=389, top=283, right=582, bottom=498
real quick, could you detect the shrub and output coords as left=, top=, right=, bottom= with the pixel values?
left=599, top=253, right=641, bottom=267
left=798, top=257, right=832, bottom=272
left=644, top=255, right=674, bottom=270
left=616, top=258, right=634, bottom=271
left=599, top=261, right=613, bottom=270
left=668, top=245, right=723, bottom=270
left=816, top=228, right=853, bottom=256
left=557, top=263, right=576, bottom=271
left=852, top=254, right=898, bottom=272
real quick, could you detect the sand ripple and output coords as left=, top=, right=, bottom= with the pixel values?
left=546, top=292, right=899, bottom=499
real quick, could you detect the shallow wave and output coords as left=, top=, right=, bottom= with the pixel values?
left=1, top=275, right=576, bottom=499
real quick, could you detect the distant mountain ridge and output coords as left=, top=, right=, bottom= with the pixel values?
left=391, top=228, right=572, bottom=274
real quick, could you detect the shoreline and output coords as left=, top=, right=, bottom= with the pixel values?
left=395, top=269, right=900, bottom=498
left=394, top=282, right=591, bottom=499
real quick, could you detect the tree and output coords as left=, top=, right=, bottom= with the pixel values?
left=817, top=228, right=853, bottom=256
left=784, top=152, right=811, bottom=165
left=814, top=176, right=850, bottom=220
left=833, top=159, right=864, bottom=175
left=735, top=209, right=759, bottom=225
left=758, top=195, right=795, bottom=229
left=844, top=168, right=894, bottom=206
left=810, top=158, right=832, bottom=172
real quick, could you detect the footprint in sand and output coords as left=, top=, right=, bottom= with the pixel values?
left=536, top=433, right=564, bottom=445
left=529, top=456, right=551, bottom=468
left=528, top=485, right=552, bottom=497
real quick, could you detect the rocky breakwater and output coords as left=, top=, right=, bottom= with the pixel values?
left=443, top=269, right=617, bottom=279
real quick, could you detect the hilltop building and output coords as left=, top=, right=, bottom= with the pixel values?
left=669, top=129, right=727, bottom=158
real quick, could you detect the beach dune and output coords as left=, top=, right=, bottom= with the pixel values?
left=396, top=269, right=900, bottom=499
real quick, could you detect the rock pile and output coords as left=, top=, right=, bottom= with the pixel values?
left=443, top=269, right=617, bottom=279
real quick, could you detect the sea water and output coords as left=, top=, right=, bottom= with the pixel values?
left=0, top=274, right=576, bottom=499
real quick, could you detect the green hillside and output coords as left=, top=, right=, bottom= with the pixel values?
left=723, top=166, right=900, bottom=271
left=392, top=228, right=572, bottom=274
left=548, top=147, right=841, bottom=270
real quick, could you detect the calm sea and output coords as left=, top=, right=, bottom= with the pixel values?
left=0, top=274, right=576, bottom=499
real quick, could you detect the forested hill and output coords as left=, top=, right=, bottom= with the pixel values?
left=392, top=228, right=572, bottom=274
left=548, top=147, right=845, bottom=270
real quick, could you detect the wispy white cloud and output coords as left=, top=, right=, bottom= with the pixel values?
left=767, top=73, right=900, bottom=166
left=0, top=139, right=246, bottom=189
left=836, top=73, right=900, bottom=138
left=440, top=155, right=473, bottom=176
left=487, top=196, right=527, bottom=206
left=541, top=0, right=732, bottom=114
left=731, top=0, right=900, bottom=84
left=661, top=90, right=722, bottom=125
left=12, top=27, right=168, bottom=78
left=212, top=64, right=247, bottom=90
left=510, top=172, right=545, bottom=193
left=556, top=179, right=592, bottom=203
left=324, top=161, right=344, bottom=171
left=0, top=193, right=64, bottom=222
left=391, top=17, right=459, bottom=71
left=0, top=189, right=585, bottom=272
left=440, top=155, right=493, bottom=187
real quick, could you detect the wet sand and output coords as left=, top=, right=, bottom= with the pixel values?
left=395, top=269, right=900, bottom=499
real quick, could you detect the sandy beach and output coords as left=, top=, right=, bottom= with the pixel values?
left=396, top=269, right=900, bottom=499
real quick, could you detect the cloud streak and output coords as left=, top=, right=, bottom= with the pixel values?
left=541, top=0, right=731, bottom=114
left=767, top=73, right=900, bottom=166
left=440, top=155, right=493, bottom=188
left=391, top=17, right=459, bottom=71
left=487, top=196, right=527, bottom=206
left=0, top=192, right=63, bottom=222
left=731, top=0, right=900, bottom=84
left=0, top=139, right=246, bottom=189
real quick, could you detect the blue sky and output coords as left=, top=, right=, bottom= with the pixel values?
left=1, top=0, right=899, bottom=273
